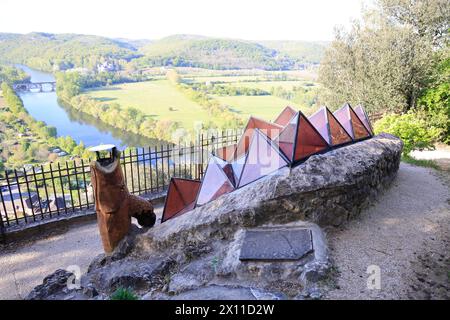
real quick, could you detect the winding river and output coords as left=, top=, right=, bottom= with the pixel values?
left=16, top=65, right=158, bottom=148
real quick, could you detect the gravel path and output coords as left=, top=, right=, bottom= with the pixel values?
left=0, top=206, right=164, bottom=300
left=324, top=163, right=450, bottom=299
left=0, top=220, right=102, bottom=299
left=411, top=143, right=450, bottom=170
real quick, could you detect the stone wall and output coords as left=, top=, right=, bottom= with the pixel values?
left=133, top=133, right=402, bottom=253
left=27, top=133, right=403, bottom=300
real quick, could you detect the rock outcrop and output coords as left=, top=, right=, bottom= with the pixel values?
left=28, top=133, right=403, bottom=300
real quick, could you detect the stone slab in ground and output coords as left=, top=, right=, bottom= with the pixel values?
left=239, top=228, right=313, bottom=261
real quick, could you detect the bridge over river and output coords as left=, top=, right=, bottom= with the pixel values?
left=14, top=64, right=161, bottom=148
left=13, top=81, right=56, bottom=92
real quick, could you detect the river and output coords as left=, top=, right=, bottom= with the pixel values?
left=16, top=65, right=158, bottom=149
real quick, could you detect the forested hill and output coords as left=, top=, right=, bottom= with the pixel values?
left=0, top=32, right=140, bottom=72
left=137, top=34, right=294, bottom=70
left=259, top=40, right=328, bottom=64
left=137, top=35, right=326, bottom=69
left=0, top=32, right=326, bottom=71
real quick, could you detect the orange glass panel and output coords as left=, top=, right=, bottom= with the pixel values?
left=354, top=105, right=373, bottom=135
left=162, top=178, right=201, bottom=222
left=349, top=107, right=370, bottom=140
left=274, top=106, right=297, bottom=127
left=238, top=129, right=288, bottom=187
left=327, top=108, right=352, bottom=145
left=294, top=113, right=329, bottom=161
left=216, top=144, right=237, bottom=162
left=234, top=117, right=283, bottom=159
left=170, top=202, right=196, bottom=220
left=333, top=104, right=353, bottom=138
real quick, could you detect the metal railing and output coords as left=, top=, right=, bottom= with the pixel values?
left=0, top=129, right=242, bottom=233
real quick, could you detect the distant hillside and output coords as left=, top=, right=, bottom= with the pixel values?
left=113, top=38, right=153, bottom=50
left=138, top=35, right=297, bottom=70
left=0, top=32, right=327, bottom=72
left=0, top=32, right=140, bottom=72
left=259, top=40, right=328, bottom=64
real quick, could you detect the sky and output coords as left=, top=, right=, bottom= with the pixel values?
left=0, top=0, right=366, bottom=41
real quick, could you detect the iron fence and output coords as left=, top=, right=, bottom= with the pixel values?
left=0, top=129, right=242, bottom=233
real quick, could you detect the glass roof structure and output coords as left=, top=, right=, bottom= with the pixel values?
left=162, top=178, right=201, bottom=222
left=333, top=103, right=371, bottom=141
left=309, top=106, right=353, bottom=146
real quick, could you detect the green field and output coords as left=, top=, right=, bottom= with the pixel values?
left=85, top=80, right=213, bottom=128
left=213, top=95, right=313, bottom=120
left=85, top=76, right=318, bottom=129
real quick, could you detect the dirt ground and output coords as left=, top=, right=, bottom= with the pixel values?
left=0, top=206, right=164, bottom=300
left=0, top=220, right=102, bottom=299
left=324, top=163, right=450, bottom=299
left=0, top=160, right=449, bottom=300
left=410, top=143, right=450, bottom=171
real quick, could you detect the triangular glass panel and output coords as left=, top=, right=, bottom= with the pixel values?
left=334, top=103, right=370, bottom=140
left=350, top=107, right=370, bottom=140
left=308, top=107, right=331, bottom=144
left=354, top=105, right=373, bottom=136
left=326, top=108, right=352, bottom=146
left=214, top=156, right=236, bottom=187
left=231, top=154, right=246, bottom=185
left=238, top=129, right=289, bottom=188
left=333, top=103, right=354, bottom=138
left=162, top=178, right=201, bottom=222
left=196, top=157, right=235, bottom=206
left=294, top=112, right=329, bottom=161
left=274, top=106, right=297, bottom=127
left=215, top=144, right=237, bottom=162
left=234, top=117, right=283, bottom=159
left=274, top=113, right=298, bottom=161
left=309, top=106, right=351, bottom=146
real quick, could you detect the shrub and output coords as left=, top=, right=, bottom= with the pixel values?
left=110, top=287, right=139, bottom=300
left=374, top=112, right=440, bottom=155
left=417, top=82, right=449, bottom=144
left=417, top=56, right=450, bottom=144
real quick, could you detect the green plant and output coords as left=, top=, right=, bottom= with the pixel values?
left=110, top=287, right=139, bottom=300
left=211, top=256, right=220, bottom=273
left=417, top=57, right=450, bottom=144
left=374, top=112, right=440, bottom=155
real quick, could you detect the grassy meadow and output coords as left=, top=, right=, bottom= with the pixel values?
left=214, top=95, right=302, bottom=120
left=84, top=80, right=215, bottom=128
left=84, top=70, right=319, bottom=129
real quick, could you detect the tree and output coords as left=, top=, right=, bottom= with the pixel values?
left=46, top=126, right=58, bottom=138
left=318, top=0, right=448, bottom=114
left=380, top=0, right=449, bottom=47
left=417, top=56, right=450, bottom=142
left=72, top=141, right=86, bottom=156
